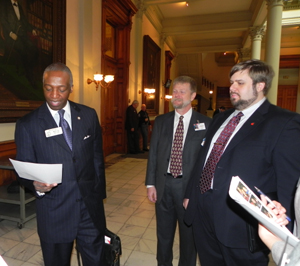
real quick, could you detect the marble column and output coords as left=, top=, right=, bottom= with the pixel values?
left=249, top=25, right=266, bottom=60
left=265, top=0, right=284, bottom=105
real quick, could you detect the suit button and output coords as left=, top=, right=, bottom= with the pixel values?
left=73, top=158, right=76, bottom=163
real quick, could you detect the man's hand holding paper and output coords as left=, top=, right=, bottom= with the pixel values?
left=9, top=159, right=62, bottom=184
left=34, top=181, right=58, bottom=193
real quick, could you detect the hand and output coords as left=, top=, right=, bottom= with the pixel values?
left=147, top=187, right=157, bottom=203
left=183, top=198, right=189, bottom=209
left=131, top=128, right=134, bottom=132
left=258, top=223, right=281, bottom=250
left=33, top=181, right=57, bottom=193
left=10, top=32, right=18, bottom=41
left=260, top=195, right=289, bottom=226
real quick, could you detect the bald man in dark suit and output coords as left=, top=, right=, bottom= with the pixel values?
left=15, top=63, right=106, bottom=266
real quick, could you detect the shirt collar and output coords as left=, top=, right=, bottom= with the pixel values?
left=232, top=97, right=266, bottom=118
left=46, top=101, right=71, bottom=118
left=175, top=107, right=192, bottom=120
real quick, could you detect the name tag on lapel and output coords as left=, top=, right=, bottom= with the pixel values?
left=194, top=122, right=206, bottom=131
left=45, top=127, right=63, bottom=138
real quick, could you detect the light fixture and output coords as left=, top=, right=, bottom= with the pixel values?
left=144, top=88, right=155, bottom=94
left=87, top=73, right=114, bottom=91
left=185, top=1, right=189, bottom=7
left=165, top=95, right=172, bottom=101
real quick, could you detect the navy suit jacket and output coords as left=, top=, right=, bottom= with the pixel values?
left=184, top=100, right=300, bottom=248
left=15, top=101, right=106, bottom=243
left=145, top=110, right=211, bottom=203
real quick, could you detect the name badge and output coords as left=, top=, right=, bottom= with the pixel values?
left=194, top=122, right=206, bottom=131
left=45, top=127, right=63, bottom=138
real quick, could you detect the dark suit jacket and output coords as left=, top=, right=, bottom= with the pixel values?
left=185, top=100, right=300, bottom=248
left=15, top=101, right=106, bottom=243
left=145, top=110, right=211, bottom=203
left=125, top=105, right=139, bottom=130
left=0, top=0, right=33, bottom=42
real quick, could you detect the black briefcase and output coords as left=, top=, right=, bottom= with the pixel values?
left=76, top=228, right=121, bottom=266
left=104, top=228, right=122, bottom=266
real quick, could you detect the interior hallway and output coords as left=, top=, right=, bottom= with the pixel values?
left=0, top=153, right=276, bottom=266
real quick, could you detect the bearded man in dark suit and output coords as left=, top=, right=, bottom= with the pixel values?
left=146, top=76, right=211, bottom=266
left=184, top=59, right=300, bottom=266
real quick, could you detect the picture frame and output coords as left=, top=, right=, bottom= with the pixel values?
left=0, top=0, right=66, bottom=123
left=142, top=35, right=161, bottom=115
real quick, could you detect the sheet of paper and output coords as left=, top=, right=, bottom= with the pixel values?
left=229, top=176, right=299, bottom=247
left=9, top=159, right=62, bottom=184
left=0, top=255, right=8, bottom=266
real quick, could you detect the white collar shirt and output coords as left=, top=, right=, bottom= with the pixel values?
left=46, top=101, right=72, bottom=130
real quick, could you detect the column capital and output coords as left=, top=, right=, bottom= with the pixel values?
left=160, top=33, right=167, bottom=46
left=265, top=0, right=284, bottom=8
left=249, top=25, right=266, bottom=41
left=136, top=0, right=147, bottom=19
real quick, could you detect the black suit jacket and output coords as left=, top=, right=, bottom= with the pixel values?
left=185, top=100, right=300, bottom=248
left=15, top=101, right=106, bottom=243
left=0, top=0, right=33, bottom=42
left=146, top=110, right=211, bottom=203
left=125, top=105, right=139, bottom=130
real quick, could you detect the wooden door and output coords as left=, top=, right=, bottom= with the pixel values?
left=101, top=0, right=137, bottom=157
left=277, top=85, right=297, bottom=112
left=101, top=57, right=117, bottom=156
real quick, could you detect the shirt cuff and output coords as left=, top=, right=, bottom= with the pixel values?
left=36, top=191, right=45, bottom=196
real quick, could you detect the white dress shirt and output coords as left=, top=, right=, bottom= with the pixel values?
left=46, top=101, right=72, bottom=130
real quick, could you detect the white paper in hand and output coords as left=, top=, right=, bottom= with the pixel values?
left=229, top=176, right=299, bottom=247
left=9, top=159, right=62, bottom=184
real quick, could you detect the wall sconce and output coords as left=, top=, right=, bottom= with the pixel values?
left=87, top=73, right=114, bottom=91
left=165, top=95, right=172, bottom=101
left=144, top=88, right=155, bottom=94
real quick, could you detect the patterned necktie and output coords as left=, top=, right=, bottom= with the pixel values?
left=170, top=116, right=184, bottom=178
left=200, top=112, right=244, bottom=193
left=58, top=109, right=72, bottom=150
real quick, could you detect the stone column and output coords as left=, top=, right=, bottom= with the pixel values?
left=265, top=0, right=284, bottom=105
left=249, top=25, right=266, bottom=60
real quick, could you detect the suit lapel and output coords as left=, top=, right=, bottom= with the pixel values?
left=69, top=101, right=82, bottom=151
left=37, top=103, right=71, bottom=152
left=165, top=112, right=175, bottom=153
left=222, top=100, right=270, bottom=156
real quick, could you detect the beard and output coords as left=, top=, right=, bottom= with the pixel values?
left=230, top=85, right=258, bottom=110
left=171, top=98, right=190, bottom=109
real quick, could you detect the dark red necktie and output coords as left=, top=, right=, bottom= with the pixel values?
left=169, top=116, right=184, bottom=178
left=200, top=112, right=244, bottom=193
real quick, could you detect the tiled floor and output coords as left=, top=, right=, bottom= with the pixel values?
left=0, top=154, right=276, bottom=266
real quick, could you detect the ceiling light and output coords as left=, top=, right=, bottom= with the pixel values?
left=185, top=2, right=189, bottom=7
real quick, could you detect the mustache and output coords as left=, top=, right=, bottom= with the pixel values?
left=230, top=92, right=240, bottom=97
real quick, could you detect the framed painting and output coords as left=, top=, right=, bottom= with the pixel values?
left=142, top=35, right=161, bottom=115
left=0, top=0, right=66, bottom=123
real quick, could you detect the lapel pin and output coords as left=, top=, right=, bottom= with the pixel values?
left=251, top=122, right=254, bottom=126
left=78, top=117, right=81, bottom=120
